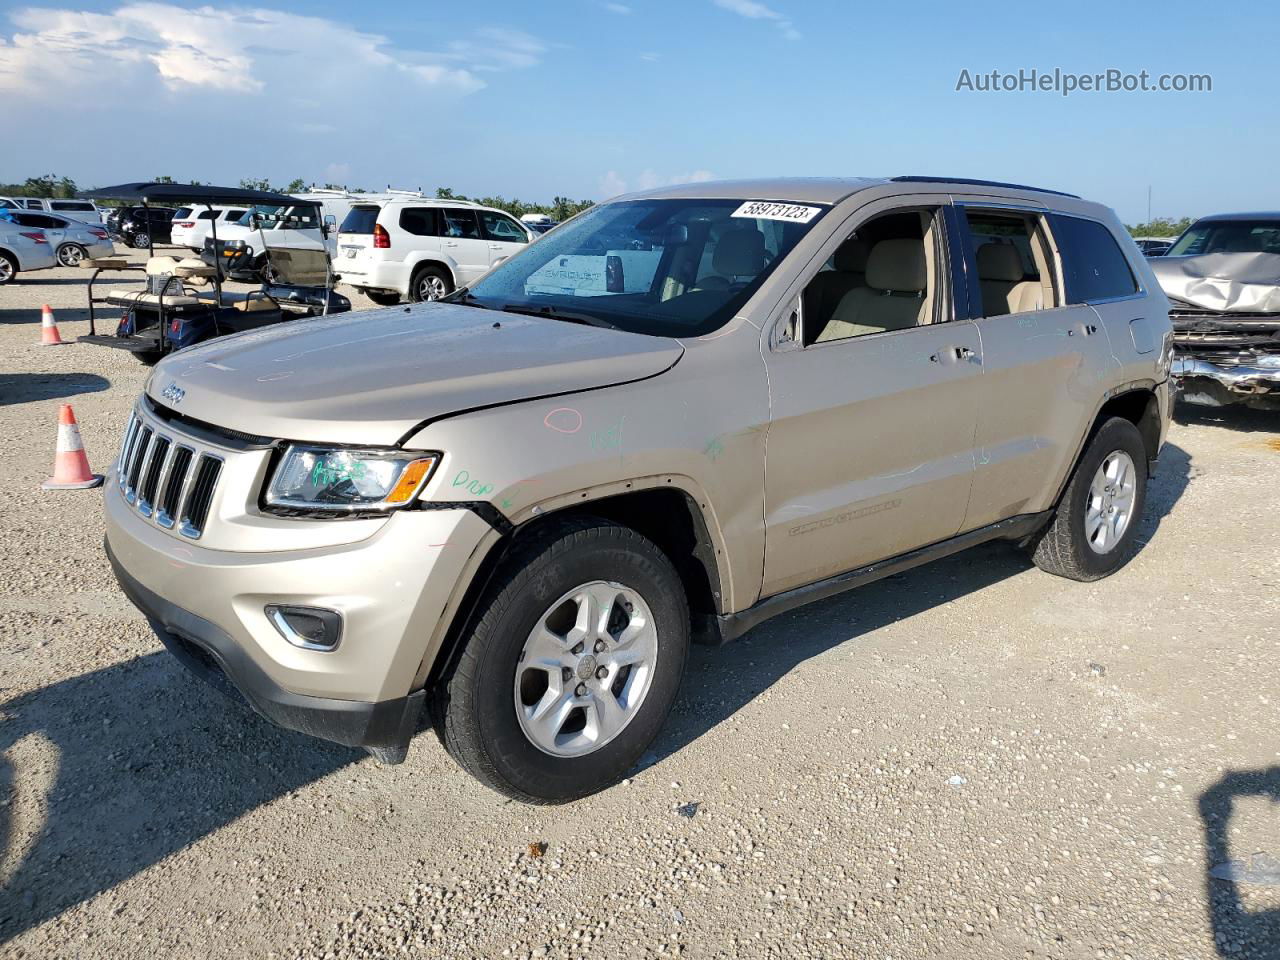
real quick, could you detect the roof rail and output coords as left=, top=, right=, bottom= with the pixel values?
left=890, top=176, right=1080, bottom=199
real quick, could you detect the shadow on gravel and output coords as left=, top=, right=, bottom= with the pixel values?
left=0, top=308, right=45, bottom=326
left=1198, top=768, right=1280, bottom=956
left=0, top=653, right=359, bottom=944
left=651, top=441, right=1193, bottom=766
left=0, top=372, right=110, bottom=406
left=1175, top=401, right=1280, bottom=434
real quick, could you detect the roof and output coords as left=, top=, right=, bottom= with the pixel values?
left=1193, top=211, right=1280, bottom=222
left=79, top=182, right=318, bottom=208
left=615, top=175, right=1081, bottom=204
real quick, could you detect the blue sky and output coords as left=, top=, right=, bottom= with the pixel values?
left=0, top=0, right=1275, bottom=223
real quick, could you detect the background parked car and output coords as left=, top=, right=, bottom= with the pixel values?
left=1135, top=237, right=1175, bottom=257
left=170, top=204, right=249, bottom=252
left=110, top=206, right=178, bottom=248
left=4, top=210, right=114, bottom=266
left=0, top=221, right=57, bottom=284
left=0, top=196, right=105, bottom=222
left=336, top=197, right=534, bottom=304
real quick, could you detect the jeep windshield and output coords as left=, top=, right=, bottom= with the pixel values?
left=454, top=198, right=827, bottom=337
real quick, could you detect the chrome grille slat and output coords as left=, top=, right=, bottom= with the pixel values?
left=180, top=456, right=222, bottom=539
left=138, top=436, right=170, bottom=516
left=125, top=427, right=153, bottom=504
left=119, top=416, right=142, bottom=490
left=156, top=446, right=193, bottom=529
left=116, top=413, right=138, bottom=485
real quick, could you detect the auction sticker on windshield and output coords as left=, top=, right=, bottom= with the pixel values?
left=731, top=201, right=821, bottom=223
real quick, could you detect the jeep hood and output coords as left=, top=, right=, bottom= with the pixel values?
left=149, top=302, right=683, bottom=446
left=1150, top=252, right=1280, bottom=313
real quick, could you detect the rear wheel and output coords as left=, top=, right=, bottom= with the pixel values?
left=1030, top=417, right=1148, bottom=581
left=366, top=289, right=402, bottom=306
left=57, top=243, right=87, bottom=267
left=435, top=519, right=690, bottom=803
left=409, top=264, right=452, bottom=303
left=0, top=252, right=16, bottom=285
left=130, top=232, right=150, bottom=249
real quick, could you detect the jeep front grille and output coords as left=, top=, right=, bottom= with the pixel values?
left=117, top=409, right=223, bottom=540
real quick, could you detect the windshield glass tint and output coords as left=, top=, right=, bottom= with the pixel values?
left=459, top=198, right=825, bottom=337
left=1168, top=220, right=1280, bottom=256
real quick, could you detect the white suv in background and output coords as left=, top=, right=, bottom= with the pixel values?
left=170, top=205, right=249, bottom=251
left=335, top=198, right=534, bottom=304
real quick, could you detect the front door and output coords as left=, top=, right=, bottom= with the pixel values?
left=761, top=203, right=984, bottom=596
left=479, top=209, right=531, bottom=267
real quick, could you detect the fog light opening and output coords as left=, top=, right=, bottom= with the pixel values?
left=266, top=605, right=343, bottom=652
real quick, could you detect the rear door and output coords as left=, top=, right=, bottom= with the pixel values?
left=439, top=209, right=489, bottom=282
left=479, top=209, right=531, bottom=267
left=951, top=201, right=1116, bottom=530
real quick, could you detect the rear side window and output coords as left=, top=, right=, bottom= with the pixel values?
left=51, top=201, right=94, bottom=213
left=223, top=209, right=247, bottom=221
left=441, top=209, right=481, bottom=239
left=1050, top=215, right=1139, bottom=303
left=24, top=199, right=42, bottom=209
left=399, top=207, right=440, bottom=237
left=340, top=205, right=380, bottom=234
left=173, top=207, right=192, bottom=219
left=148, top=209, right=174, bottom=221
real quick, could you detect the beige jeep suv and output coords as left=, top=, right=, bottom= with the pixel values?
left=105, top=177, right=1173, bottom=802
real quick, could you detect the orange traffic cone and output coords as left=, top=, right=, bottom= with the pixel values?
left=40, top=304, right=65, bottom=346
left=42, top=405, right=104, bottom=490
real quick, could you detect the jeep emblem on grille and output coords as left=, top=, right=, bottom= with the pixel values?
left=161, top=382, right=185, bottom=405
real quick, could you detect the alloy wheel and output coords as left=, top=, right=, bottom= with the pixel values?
left=1085, top=450, right=1136, bottom=554
left=514, top=581, right=658, bottom=757
left=58, top=244, right=85, bottom=267
left=419, top=274, right=447, bottom=300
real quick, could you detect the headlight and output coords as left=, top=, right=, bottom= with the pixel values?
left=264, top=445, right=439, bottom=513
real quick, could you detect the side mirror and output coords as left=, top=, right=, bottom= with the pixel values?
left=324, top=214, right=337, bottom=225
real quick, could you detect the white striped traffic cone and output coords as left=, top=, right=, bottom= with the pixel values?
left=40, top=304, right=65, bottom=346
left=42, top=404, right=104, bottom=490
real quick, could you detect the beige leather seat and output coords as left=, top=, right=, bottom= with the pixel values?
left=804, top=238, right=869, bottom=329
left=107, top=290, right=202, bottom=306
left=195, top=291, right=278, bottom=312
left=694, top=227, right=766, bottom=290
left=815, top=238, right=927, bottom=342
left=976, top=243, right=1041, bottom=316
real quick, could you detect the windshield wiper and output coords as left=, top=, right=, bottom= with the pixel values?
left=500, top=304, right=623, bottom=331
left=446, top=290, right=491, bottom=310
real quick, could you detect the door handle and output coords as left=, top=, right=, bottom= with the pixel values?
left=955, top=346, right=975, bottom=360
left=929, top=346, right=976, bottom=363
left=443, top=241, right=458, bottom=247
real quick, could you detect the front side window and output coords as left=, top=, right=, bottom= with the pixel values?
left=480, top=211, right=528, bottom=243
left=1167, top=219, right=1280, bottom=257
left=1050, top=215, right=1138, bottom=304
left=799, top=209, right=938, bottom=344
left=458, top=197, right=825, bottom=337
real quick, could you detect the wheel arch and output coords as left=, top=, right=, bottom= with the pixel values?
left=1051, top=382, right=1162, bottom=510
left=413, top=482, right=730, bottom=696
left=407, top=254, right=457, bottom=286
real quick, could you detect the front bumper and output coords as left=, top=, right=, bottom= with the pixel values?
left=108, top=541, right=424, bottom=750
left=1172, top=354, right=1280, bottom=406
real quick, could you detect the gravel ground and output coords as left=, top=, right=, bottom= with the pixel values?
left=1, top=249, right=1278, bottom=959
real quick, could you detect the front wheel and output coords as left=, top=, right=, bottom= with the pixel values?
left=1030, top=417, right=1148, bottom=581
left=0, top=252, right=16, bottom=285
left=435, top=519, right=690, bottom=803
left=57, top=243, right=87, bottom=267
left=409, top=264, right=452, bottom=302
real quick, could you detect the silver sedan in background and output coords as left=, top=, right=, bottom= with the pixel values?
left=4, top=210, right=115, bottom=266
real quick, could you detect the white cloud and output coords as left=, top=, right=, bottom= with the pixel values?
left=323, top=162, right=352, bottom=184
left=601, top=2, right=633, bottom=13
left=709, top=0, right=799, bottom=39
left=639, top=51, right=661, bottom=62
left=0, top=4, right=544, bottom=96
left=598, top=169, right=716, bottom=198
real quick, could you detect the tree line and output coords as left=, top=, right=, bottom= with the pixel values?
left=1, top=173, right=593, bottom=220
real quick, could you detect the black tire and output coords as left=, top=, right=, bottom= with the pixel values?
left=365, top=289, right=402, bottom=306
left=0, top=251, right=16, bottom=285
left=1030, top=417, right=1148, bottom=581
left=435, top=518, right=690, bottom=804
left=409, top=264, right=453, bottom=303
left=130, top=232, right=150, bottom=249
left=135, top=349, right=166, bottom=366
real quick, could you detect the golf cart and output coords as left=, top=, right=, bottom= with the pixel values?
left=76, top=183, right=350, bottom=364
